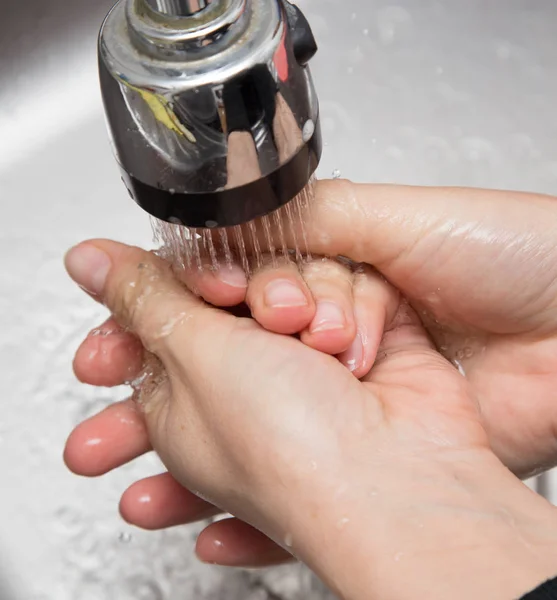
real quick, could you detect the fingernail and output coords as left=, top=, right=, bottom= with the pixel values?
left=216, top=263, right=248, bottom=288
left=310, top=301, right=346, bottom=333
left=65, top=244, right=111, bottom=296
left=264, top=279, right=308, bottom=308
left=339, top=332, right=364, bottom=373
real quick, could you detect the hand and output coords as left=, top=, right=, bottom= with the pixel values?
left=65, top=181, right=557, bottom=568
left=70, top=182, right=557, bottom=477
left=66, top=255, right=387, bottom=566
left=296, top=181, right=557, bottom=478
left=63, top=238, right=557, bottom=600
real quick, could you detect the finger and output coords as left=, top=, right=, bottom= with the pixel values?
left=363, top=302, right=477, bottom=427
left=120, top=473, right=220, bottom=530
left=338, top=266, right=400, bottom=378
left=299, top=258, right=356, bottom=354
left=362, top=301, right=440, bottom=386
left=197, top=518, right=294, bottom=567
left=65, top=240, right=221, bottom=359
left=378, top=301, right=437, bottom=357
left=175, top=259, right=248, bottom=308
left=73, top=317, right=144, bottom=387
left=64, top=400, right=151, bottom=476
left=246, top=258, right=316, bottom=335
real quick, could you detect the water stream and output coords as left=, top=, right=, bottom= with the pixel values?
left=151, top=179, right=316, bottom=277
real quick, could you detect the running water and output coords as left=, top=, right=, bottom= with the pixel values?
left=219, top=229, right=234, bottom=269
left=261, top=214, right=277, bottom=267
left=151, top=178, right=316, bottom=277
left=138, top=180, right=316, bottom=411
left=233, top=224, right=250, bottom=275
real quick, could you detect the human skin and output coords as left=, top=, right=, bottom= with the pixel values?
left=63, top=235, right=557, bottom=600
left=65, top=181, right=557, bottom=567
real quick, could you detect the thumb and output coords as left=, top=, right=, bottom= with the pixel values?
left=64, top=239, right=216, bottom=358
left=306, top=180, right=557, bottom=324
left=307, top=180, right=556, bottom=261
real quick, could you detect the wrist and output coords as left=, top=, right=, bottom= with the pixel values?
left=287, top=451, right=557, bottom=600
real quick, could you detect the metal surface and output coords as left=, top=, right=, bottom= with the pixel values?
left=100, top=0, right=320, bottom=227
left=145, top=0, right=214, bottom=16
left=1, top=1, right=557, bottom=598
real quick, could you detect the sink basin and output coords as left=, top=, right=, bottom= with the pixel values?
left=1, top=1, right=557, bottom=598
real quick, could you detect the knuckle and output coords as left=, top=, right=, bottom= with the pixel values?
left=106, top=250, right=173, bottom=341
left=303, top=257, right=353, bottom=288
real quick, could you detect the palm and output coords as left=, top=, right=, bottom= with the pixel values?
left=146, top=308, right=490, bottom=527
left=395, top=256, right=557, bottom=477
left=357, top=187, right=557, bottom=477
left=437, top=331, right=557, bottom=478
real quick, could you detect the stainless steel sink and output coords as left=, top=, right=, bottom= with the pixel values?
left=2, top=1, right=557, bottom=598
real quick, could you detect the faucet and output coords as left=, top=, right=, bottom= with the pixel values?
left=98, top=0, right=322, bottom=230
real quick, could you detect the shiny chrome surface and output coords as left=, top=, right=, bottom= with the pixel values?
left=145, top=0, right=214, bottom=16
left=100, top=0, right=320, bottom=226
left=2, top=1, right=557, bottom=598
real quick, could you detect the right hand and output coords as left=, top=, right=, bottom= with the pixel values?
left=300, top=181, right=557, bottom=479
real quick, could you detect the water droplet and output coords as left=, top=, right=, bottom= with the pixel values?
left=205, top=220, right=218, bottom=228
left=302, top=119, right=315, bottom=142
left=119, top=531, right=132, bottom=543
left=169, top=188, right=176, bottom=195
left=284, top=533, right=293, bottom=548
left=129, top=372, right=148, bottom=390
left=332, top=169, right=341, bottom=179
left=454, top=359, right=466, bottom=377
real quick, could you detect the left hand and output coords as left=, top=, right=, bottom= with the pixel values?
left=66, top=251, right=384, bottom=566
left=62, top=239, right=557, bottom=600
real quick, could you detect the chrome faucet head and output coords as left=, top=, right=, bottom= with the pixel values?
left=98, top=0, right=321, bottom=229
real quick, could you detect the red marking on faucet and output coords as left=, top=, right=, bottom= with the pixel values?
left=274, top=27, right=289, bottom=82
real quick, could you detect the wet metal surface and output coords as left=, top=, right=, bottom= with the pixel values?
left=1, top=0, right=557, bottom=597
